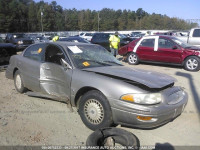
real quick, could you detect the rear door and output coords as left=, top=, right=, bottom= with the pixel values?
left=136, top=38, right=156, bottom=61
left=40, top=44, right=72, bottom=102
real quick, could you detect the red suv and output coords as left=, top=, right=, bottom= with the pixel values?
left=118, top=35, right=200, bottom=71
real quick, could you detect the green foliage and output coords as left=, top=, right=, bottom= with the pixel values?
left=0, top=0, right=198, bottom=33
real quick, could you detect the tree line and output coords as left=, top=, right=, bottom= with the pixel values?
left=0, top=0, right=198, bottom=33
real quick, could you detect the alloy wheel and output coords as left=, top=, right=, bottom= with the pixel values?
left=186, top=58, right=198, bottom=70
left=128, top=54, right=137, bottom=64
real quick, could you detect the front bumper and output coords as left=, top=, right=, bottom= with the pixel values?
left=109, top=87, right=188, bottom=129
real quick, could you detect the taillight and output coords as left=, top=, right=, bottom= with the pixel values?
left=91, top=38, right=94, bottom=43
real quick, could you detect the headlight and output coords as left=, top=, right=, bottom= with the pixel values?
left=120, top=93, right=162, bottom=105
left=17, top=40, right=23, bottom=44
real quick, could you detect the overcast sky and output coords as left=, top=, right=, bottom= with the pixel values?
left=34, top=0, right=200, bottom=24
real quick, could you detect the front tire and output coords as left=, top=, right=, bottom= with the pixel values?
left=79, top=90, right=113, bottom=131
left=14, top=70, right=27, bottom=93
left=127, top=52, right=139, bottom=65
left=184, top=56, right=200, bottom=72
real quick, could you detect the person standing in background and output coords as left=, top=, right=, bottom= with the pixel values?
left=109, top=31, right=120, bottom=57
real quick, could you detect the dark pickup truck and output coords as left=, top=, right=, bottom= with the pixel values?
left=5, top=33, right=34, bottom=51
left=0, top=37, right=16, bottom=64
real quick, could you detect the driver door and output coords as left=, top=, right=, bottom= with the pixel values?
left=40, top=44, right=73, bottom=102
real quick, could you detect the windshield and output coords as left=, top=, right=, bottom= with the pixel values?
left=67, top=45, right=122, bottom=69
left=13, top=34, right=26, bottom=39
left=171, top=37, right=191, bottom=48
left=119, top=34, right=127, bottom=38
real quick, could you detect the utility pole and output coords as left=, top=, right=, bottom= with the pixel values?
left=98, top=12, right=100, bottom=32
left=41, top=8, right=44, bottom=33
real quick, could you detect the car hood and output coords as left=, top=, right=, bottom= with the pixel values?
left=14, top=38, right=32, bottom=41
left=82, top=66, right=176, bottom=89
left=186, top=46, right=200, bottom=51
left=0, top=43, right=15, bottom=48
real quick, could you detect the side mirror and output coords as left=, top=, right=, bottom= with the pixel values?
left=172, top=46, right=178, bottom=50
left=61, top=58, right=72, bottom=70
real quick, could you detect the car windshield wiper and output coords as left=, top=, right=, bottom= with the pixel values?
left=102, top=61, right=123, bottom=66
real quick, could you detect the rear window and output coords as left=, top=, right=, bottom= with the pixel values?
left=193, top=29, right=200, bottom=37
left=140, top=39, right=155, bottom=47
left=93, top=34, right=110, bottom=39
left=85, top=33, right=93, bottom=36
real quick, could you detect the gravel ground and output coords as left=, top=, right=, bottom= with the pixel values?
left=0, top=58, right=200, bottom=149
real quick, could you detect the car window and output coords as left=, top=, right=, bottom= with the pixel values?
left=13, top=34, right=26, bottom=39
left=140, top=39, right=155, bottom=47
left=193, top=29, right=200, bottom=37
left=24, top=44, right=46, bottom=62
left=45, top=44, right=66, bottom=65
left=0, top=37, right=3, bottom=43
left=85, top=33, right=92, bottom=36
left=158, top=38, right=176, bottom=49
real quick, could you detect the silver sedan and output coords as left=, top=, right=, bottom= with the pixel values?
left=6, top=42, right=188, bottom=130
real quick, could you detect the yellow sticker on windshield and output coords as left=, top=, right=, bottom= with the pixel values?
left=37, top=48, right=42, bottom=53
left=82, top=62, right=90, bottom=67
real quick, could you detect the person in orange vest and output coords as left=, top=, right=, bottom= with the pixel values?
left=109, top=31, right=120, bottom=57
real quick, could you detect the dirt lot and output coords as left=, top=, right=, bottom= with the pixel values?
left=0, top=59, right=200, bottom=149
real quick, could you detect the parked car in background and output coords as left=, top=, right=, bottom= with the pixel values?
left=58, top=36, right=90, bottom=43
left=79, top=32, right=94, bottom=41
left=91, top=33, right=111, bottom=50
left=5, top=33, right=34, bottom=51
left=6, top=42, right=187, bottom=130
left=131, top=33, right=145, bottom=41
left=130, top=31, right=142, bottom=37
left=30, top=36, right=49, bottom=43
left=119, top=35, right=200, bottom=71
left=0, top=37, right=16, bottom=64
left=175, top=28, right=200, bottom=47
left=91, top=33, right=133, bottom=51
left=119, top=34, right=134, bottom=44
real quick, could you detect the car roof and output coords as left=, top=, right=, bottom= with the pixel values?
left=93, top=33, right=111, bottom=35
left=49, top=41, right=93, bottom=47
left=64, top=37, right=83, bottom=39
left=143, top=35, right=175, bottom=39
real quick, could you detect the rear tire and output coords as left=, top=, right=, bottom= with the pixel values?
left=79, top=90, right=113, bottom=131
left=127, top=52, right=139, bottom=65
left=184, top=56, right=200, bottom=72
left=14, top=70, right=27, bottom=93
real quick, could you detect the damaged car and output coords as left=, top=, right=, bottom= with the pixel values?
left=6, top=42, right=188, bottom=130
left=118, top=35, right=200, bottom=71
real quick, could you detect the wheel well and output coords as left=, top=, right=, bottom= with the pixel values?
left=182, top=55, right=200, bottom=65
left=13, top=68, right=18, bottom=78
left=74, top=87, right=100, bottom=108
